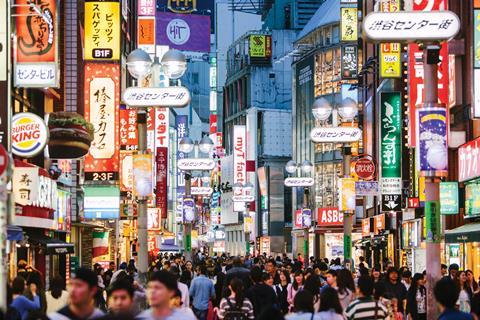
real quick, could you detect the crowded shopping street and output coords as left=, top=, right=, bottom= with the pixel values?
left=1, top=0, right=480, bottom=319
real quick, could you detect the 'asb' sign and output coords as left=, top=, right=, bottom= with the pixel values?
left=317, top=207, right=343, bottom=227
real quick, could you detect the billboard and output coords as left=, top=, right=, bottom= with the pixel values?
left=156, top=12, right=210, bottom=53
left=249, top=34, right=272, bottom=65
left=341, top=45, right=358, bottom=80
left=84, top=0, right=121, bottom=60
left=84, top=186, right=120, bottom=219
left=84, top=63, right=120, bottom=180
left=14, top=0, right=58, bottom=87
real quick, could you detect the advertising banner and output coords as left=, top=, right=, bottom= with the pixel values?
left=176, top=116, right=188, bottom=195
left=120, top=151, right=133, bottom=192
left=439, top=182, right=458, bottom=214
left=340, top=7, right=358, bottom=42
left=132, top=153, right=153, bottom=198
left=183, top=196, right=195, bottom=222
left=249, top=34, right=272, bottom=65
left=156, top=12, right=210, bottom=53
left=355, top=181, right=379, bottom=196
left=465, top=184, right=480, bottom=217
left=338, top=178, right=356, bottom=212
left=138, top=17, right=155, bottom=45
left=154, top=108, right=169, bottom=149
left=296, top=55, right=315, bottom=132
left=317, top=208, right=343, bottom=227
left=119, top=106, right=138, bottom=149
left=341, top=45, right=358, bottom=80
left=302, top=208, right=312, bottom=228
left=156, top=147, right=168, bottom=219
left=11, top=113, right=48, bottom=158
left=459, top=136, right=480, bottom=182
left=84, top=186, right=120, bottom=219
left=362, top=218, right=371, bottom=237
left=294, top=209, right=302, bottom=229
left=416, top=108, right=448, bottom=176
left=138, top=0, right=156, bottom=15
left=379, top=0, right=400, bottom=78
left=210, top=114, right=217, bottom=134
left=147, top=208, right=160, bottom=230
left=380, top=92, right=402, bottom=195
left=84, top=63, right=120, bottom=180
left=85, top=0, right=120, bottom=60
left=233, top=125, right=246, bottom=197
left=425, top=201, right=441, bottom=243
left=14, top=0, right=58, bottom=87
left=474, top=9, right=480, bottom=117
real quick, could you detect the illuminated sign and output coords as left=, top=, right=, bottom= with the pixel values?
left=11, top=113, right=48, bottom=158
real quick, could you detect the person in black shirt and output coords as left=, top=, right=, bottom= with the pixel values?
left=382, top=268, right=407, bottom=313
left=246, top=266, right=278, bottom=317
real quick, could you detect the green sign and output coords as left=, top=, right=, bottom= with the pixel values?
left=380, top=92, right=401, bottom=178
left=440, top=182, right=459, bottom=214
left=70, top=256, right=79, bottom=274
left=344, top=234, right=352, bottom=261
left=425, top=201, right=441, bottom=243
left=465, top=184, right=480, bottom=217
left=185, top=234, right=192, bottom=252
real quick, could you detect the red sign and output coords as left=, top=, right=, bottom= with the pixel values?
left=119, top=108, right=138, bottom=149
left=459, top=136, right=480, bottom=182
left=294, top=209, right=303, bottom=229
left=354, top=156, right=376, bottom=180
left=156, top=147, right=168, bottom=219
left=408, top=0, right=449, bottom=146
left=0, top=144, right=8, bottom=177
left=210, top=114, right=217, bottom=134
left=407, top=197, right=420, bottom=208
left=317, top=208, right=343, bottom=227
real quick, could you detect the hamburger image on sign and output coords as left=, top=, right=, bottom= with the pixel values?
left=47, top=112, right=94, bottom=159
left=12, top=112, right=48, bottom=158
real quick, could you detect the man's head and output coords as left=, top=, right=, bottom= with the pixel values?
left=250, top=266, right=263, bottom=283
left=147, top=270, right=178, bottom=309
left=359, top=256, right=365, bottom=263
left=197, top=264, right=207, bottom=276
left=448, top=263, right=459, bottom=278
left=17, top=260, right=27, bottom=271
left=11, top=277, right=26, bottom=295
left=434, top=278, right=460, bottom=309
left=107, top=280, right=134, bottom=314
left=357, top=275, right=374, bottom=297
left=265, top=259, right=276, bottom=274
left=325, top=270, right=337, bottom=286
left=69, top=268, right=98, bottom=307
left=386, top=267, right=399, bottom=283
left=232, top=256, right=243, bottom=267
left=441, top=264, right=448, bottom=275
left=109, top=262, right=115, bottom=271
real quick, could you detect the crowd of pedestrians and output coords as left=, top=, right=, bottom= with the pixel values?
left=5, top=254, right=480, bottom=319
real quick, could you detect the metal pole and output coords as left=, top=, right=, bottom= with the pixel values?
left=343, top=145, right=353, bottom=269
left=136, top=108, right=149, bottom=278
left=184, top=172, right=192, bottom=262
left=245, top=203, right=250, bottom=255
left=422, top=43, right=441, bottom=318
left=303, top=187, right=309, bottom=268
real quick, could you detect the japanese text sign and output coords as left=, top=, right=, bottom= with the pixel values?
left=341, top=45, right=358, bottom=80
left=119, top=106, right=138, bottom=149
left=380, top=92, right=401, bottom=194
left=156, top=147, right=168, bottom=219
left=474, top=10, right=480, bottom=118
left=363, top=11, right=460, bottom=42
left=176, top=116, right=188, bottom=194
left=458, top=136, right=480, bottom=182
left=138, top=0, right=156, bottom=16
left=138, top=17, right=155, bottom=46
left=317, top=208, right=343, bottom=227
left=380, top=43, right=401, bottom=78
left=465, top=184, right=480, bottom=217
left=120, top=151, right=133, bottom=192
left=132, top=153, right=153, bottom=198
left=341, top=7, right=358, bottom=42
left=84, top=0, right=120, bottom=60
left=439, top=182, right=458, bottom=214
left=15, top=0, right=58, bottom=87
left=154, top=108, right=169, bottom=150
left=84, top=63, right=120, bottom=177
left=123, top=86, right=191, bottom=108
left=415, top=108, right=448, bottom=176
left=310, top=127, right=362, bottom=143
left=249, top=35, right=272, bottom=58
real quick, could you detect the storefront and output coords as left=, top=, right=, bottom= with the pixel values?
left=357, top=214, right=395, bottom=269
left=400, top=209, right=425, bottom=273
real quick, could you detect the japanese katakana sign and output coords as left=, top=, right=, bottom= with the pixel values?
left=363, top=11, right=460, bottom=42
left=85, top=0, right=120, bottom=60
left=379, top=0, right=401, bottom=79
left=15, top=0, right=58, bottom=87
left=310, top=127, right=362, bottom=143
left=123, top=86, right=191, bottom=108
left=178, top=158, right=215, bottom=171
left=284, top=177, right=315, bottom=188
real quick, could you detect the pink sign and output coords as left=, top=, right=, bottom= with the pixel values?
left=138, top=0, right=156, bottom=16
left=459, top=137, right=480, bottom=182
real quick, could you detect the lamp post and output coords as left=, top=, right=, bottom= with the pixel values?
left=311, top=97, right=358, bottom=269
left=126, top=48, right=187, bottom=278
left=232, top=182, right=255, bottom=255
left=285, top=160, right=314, bottom=267
left=178, top=135, right=215, bottom=262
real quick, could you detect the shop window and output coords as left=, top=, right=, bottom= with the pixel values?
left=332, top=25, right=340, bottom=44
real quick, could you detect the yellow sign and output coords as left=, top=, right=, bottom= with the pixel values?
left=339, top=178, right=356, bottom=211
left=244, top=216, right=253, bottom=233
left=85, top=0, right=120, bottom=60
left=341, top=8, right=358, bottom=42
left=380, top=43, right=401, bottom=78
left=249, top=35, right=271, bottom=58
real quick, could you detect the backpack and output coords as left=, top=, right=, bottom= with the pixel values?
left=223, top=298, right=248, bottom=320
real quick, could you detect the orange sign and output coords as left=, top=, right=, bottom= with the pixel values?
left=374, top=214, right=386, bottom=234
left=16, top=0, right=57, bottom=62
left=138, top=17, right=155, bottom=45
left=362, top=218, right=370, bottom=237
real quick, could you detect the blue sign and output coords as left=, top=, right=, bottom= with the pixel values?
left=176, top=115, right=188, bottom=195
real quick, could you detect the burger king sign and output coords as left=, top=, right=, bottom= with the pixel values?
left=12, top=113, right=48, bottom=158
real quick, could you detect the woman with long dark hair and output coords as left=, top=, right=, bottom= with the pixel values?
left=336, top=269, right=355, bottom=311
left=285, top=290, right=314, bottom=320
left=406, top=273, right=426, bottom=320
left=316, top=287, right=343, bottom=320
left=466, top=270, right=478, bottom=301
left=456, top=270, right=471, bottom=313
left=45, top=276, right=68, bottom=314
left=287, top=271, right=304, bottom=312
left=217, top=278, right=254, bottom=319
left=303, top=274, right=321, bottom=312
left=275, top=270, right=290, bottom=314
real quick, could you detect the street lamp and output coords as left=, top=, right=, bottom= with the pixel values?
left=161, top=49, right=187, bottom=80
left=338, top=98, right=359, bottom=121
left=126, top=49, right=152, bottom=80
left=312, top=97, right=333, bottom=121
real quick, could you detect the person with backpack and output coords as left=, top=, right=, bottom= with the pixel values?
left=217, top=278, right=254, bottom=320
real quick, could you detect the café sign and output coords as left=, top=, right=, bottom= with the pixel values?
left=310, top=127, right=362, bottom=143
left=178, top=159, right=215, bottom=171
left=363, top=11, right=460, bottom=42
left=123, top=86, right=191, bottom=108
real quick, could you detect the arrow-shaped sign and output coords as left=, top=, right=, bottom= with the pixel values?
left=385, top=201, right=398, bottom=210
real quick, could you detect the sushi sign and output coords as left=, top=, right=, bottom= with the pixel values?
left=12, top=113, right=48, bottom=158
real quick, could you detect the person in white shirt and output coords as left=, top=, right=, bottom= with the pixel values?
left=170, top=266, right=190, bottom=308
left=46, top=276, right=69, bottom=314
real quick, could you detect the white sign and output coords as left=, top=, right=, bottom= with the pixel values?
left=284, top=177, right=314, bottom=187
left=123, top=86, right=191, bottom=107
left=13, top=167, right=58, bottom=210
left=355, top=181, right=379, bottom=196
left=166, top=19, right=190, bottom=45
left=14, top=63, right=57, bottom=87
left=12, top=113, right=48, bottom=157
left=233, top=126, right=247, bottom=195
left=90, top=77, right=115, bottom=159
left=232, top=195, right=255, bottom=202
left=178, top=158, right=215, bottom=171
left=191, top=187, right=213, bottom=195
left=363, top=11, right=460, bottom=42
left=310, top=127, right=362, bottom=143
left=381, top=177, right=402, bottom=194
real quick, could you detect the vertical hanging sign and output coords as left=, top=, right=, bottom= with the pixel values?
left=340, top=7, right=358, bottom=42
left=0, top=0, right=9, bottom=148
left=176, top=115, right=188, bottom=195
left=233, top=125, right=247, bottom=196
left=380, top=92, right=402, bottom=208
left=156, top=147, right=168, bottom=219
left=379, top=0, right=401, bottom=78
left=473, top=4, right=480, bottom=117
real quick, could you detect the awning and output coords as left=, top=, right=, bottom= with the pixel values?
left=159, top=244, right=182, bottom=252
left=445, top=223, right=480, bottom=243
left=28, top=234, right=74, bottom=255
left=7, top=225, right=23, bottom=241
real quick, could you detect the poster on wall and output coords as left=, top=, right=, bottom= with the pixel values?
left=14, top=0, right=59, bottom=87
left=84, top=63, right=120, bottom=181
left=439, top=182, right=458, bottom=214
left=84, top=0, right=120, bottom=60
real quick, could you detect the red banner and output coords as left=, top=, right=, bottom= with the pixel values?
left=317, top=208, right=343, bottom=227
left=119, top=108, right=138, bottom=148
left=210, top=114, right=217, bottom=134
left=156, top=147, right=168, bottom=219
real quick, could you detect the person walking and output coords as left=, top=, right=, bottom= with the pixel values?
left=10, top=277, right=41, bottom=320
left=275, top=270, right=291, bottom=314
left=382, top=268, right=407, bottom=314
left=287, top=271, right=304, bottom=312
left=285, top=290, right=314, bottom=320
left=456, top=270, right=471, bottom=313
left=316, top=287, right=344, bottom=320
left=434, top=277, right=473, bottom=320
left=105, top=280, right=135, bottom=316
left=336, top=269, right=355, bottom=311
left=217, top=278, right=254, bottom=320
left=246, top=266, right=278, bottom=318
left=48, top=268, right=105, bottom=320
left=225, top=257, right=252, bottom=290
left=46, top=276, right=68, bottom=314
left=345, top=276, right=388, bottom=320
left=406, top=273, right=426, bottom=320
left=189, top=264, right=215, bottom=320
